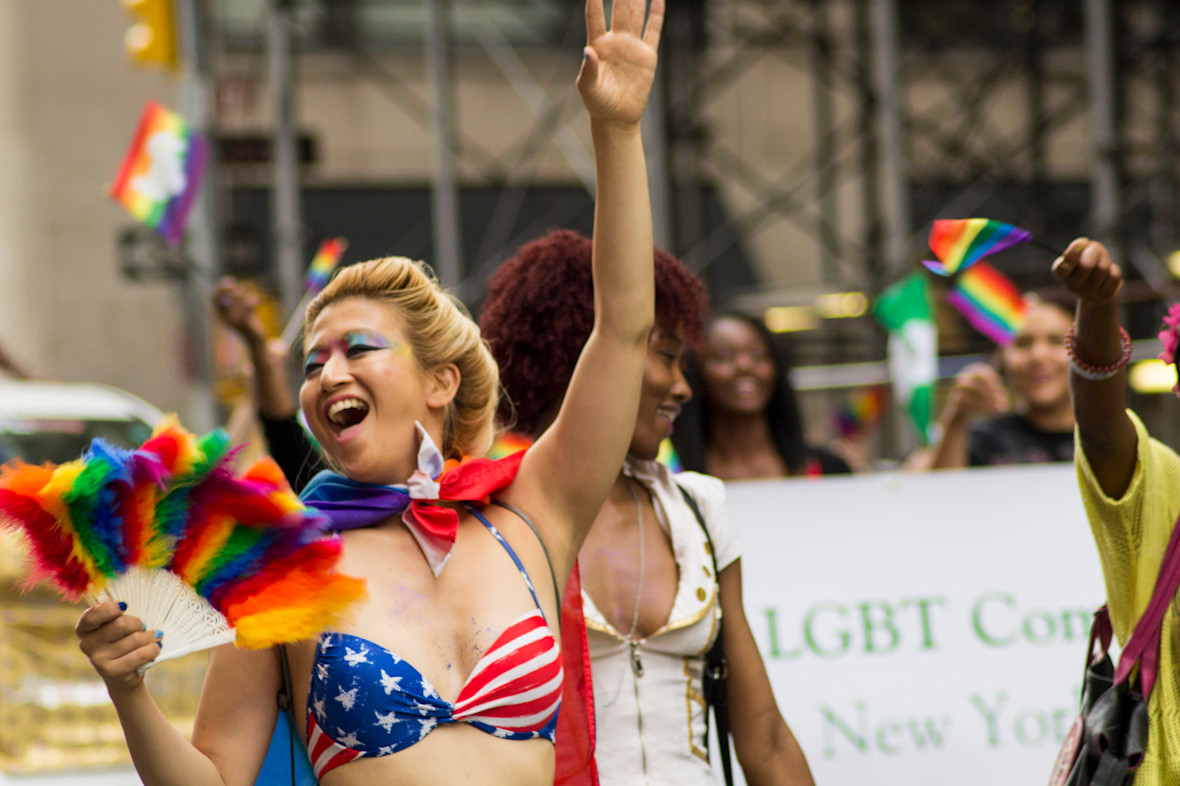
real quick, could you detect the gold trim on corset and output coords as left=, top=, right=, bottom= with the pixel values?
left=584, top=615, right=619, bottom=636
left=684, top=655, right=709, bottom=762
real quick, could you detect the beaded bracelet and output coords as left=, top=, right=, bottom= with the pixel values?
left=1064, top=324, right=1132, bottom=381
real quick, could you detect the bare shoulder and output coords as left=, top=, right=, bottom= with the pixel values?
left=494, top=463, right=578, bottom=574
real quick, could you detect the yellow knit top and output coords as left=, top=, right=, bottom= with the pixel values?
left=1075, top=410, right=1180, bottom=784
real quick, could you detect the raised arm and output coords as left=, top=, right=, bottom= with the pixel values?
left=213, top=278, right=300, bottom=421
left=925, top=363, right=1008, bottom=469
left=511, top=0, right=663, bottom=567
left=1050, top=238, right=1136, bottom=498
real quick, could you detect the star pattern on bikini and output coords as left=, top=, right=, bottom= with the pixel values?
left=380, top=669, right=402, bottom=695
left=344, top=644, right=371, bottom=666
left=374, top=710, right=399, bottom=732
left=336, top=686, right=359, bottom=711
left=303, top=508, right=563, bottom=777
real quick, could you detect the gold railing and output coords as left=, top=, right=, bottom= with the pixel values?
left=0, top=533, right=206, bottom=774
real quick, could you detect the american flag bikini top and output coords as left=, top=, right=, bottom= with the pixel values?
left=305, top=506, right=563, bottom=779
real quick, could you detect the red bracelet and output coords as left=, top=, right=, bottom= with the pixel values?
left=1064, top=324, right=1132, bottom=380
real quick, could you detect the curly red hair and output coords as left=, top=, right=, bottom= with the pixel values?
left=479, top=229, right=707, bottom=436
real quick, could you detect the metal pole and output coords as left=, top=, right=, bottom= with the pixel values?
left=855, top=0, right=901, bottom=459
left=854, top=0, right=883, bottom=293
left=1083, top=0, right=1121, bottom=249
left=643, top=69, right=673, bottom=253
left=811, top=0, right=841, bottom=285
left=176, top=0, right=220, bottom=432
left=870, top=0, right=912, bottom=280
left=269, top=0, right=303, bottom=318
left=427, top=0, right=462, bottom=288
left=665, top=10, right=703, bottom=260
left=1024, top=2, right=1049, bottom=192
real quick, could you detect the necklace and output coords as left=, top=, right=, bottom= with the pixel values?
left=622, top=477, right=646, bottom=678
left=596, top=476, right=649, bottom=707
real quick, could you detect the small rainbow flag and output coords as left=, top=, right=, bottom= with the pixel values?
left=305, top=237, right=348, bottom=294
left=946, top=261, right=1028, bottom=345
left=656, top=439, right=683, bottom=473
left=834, top=386, right=888, bottom=438
left=921, top=219, right=1032, bottom=276
left=109, top=101, right=208, bottom=247
left=487, top=431, right=532, bottom=460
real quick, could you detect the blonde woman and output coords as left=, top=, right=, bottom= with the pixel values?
left=73, top=1, right=665, bottom=782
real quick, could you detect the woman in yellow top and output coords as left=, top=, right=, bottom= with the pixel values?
left=1053, top=237, right=1180, bottom=782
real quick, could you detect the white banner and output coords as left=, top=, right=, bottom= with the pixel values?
left=725, top=462, right=1106, bottom=786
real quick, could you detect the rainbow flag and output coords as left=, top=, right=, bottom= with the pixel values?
left=656, top=439, right=683, bottom=473
left=946, top=261, right=1028, bottom=345
left=834, top=386, right=888, bottom=438
left=305, top=237, right=348, bottom=294
left=109, top=101, right=208, bottom=247
left=922, top=219, right=1032, bottom=276
left=487, top=431, right=532, bottom=460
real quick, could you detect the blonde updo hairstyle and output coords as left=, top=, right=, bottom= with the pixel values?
left=303, top=257, right=499, bottom=460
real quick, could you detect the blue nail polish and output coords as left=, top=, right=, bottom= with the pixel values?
left=154, top=629, right=164, bottom=639
left=157, top=641, right=163, bottom=648
left=117, top=601, right=127, bottom=611
left=141, top=622, right=146, bottom=631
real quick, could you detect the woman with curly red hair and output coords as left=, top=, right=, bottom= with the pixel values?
left=481, top=230, right=814, bottom=786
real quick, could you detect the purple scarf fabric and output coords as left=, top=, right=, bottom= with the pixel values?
left=299, top=471, right=412, bottom=532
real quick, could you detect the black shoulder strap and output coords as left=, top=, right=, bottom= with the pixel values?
left=278, top=645, right=297, bottom=786
left=491, top=500, right=562, bottom=634
left=676, top=483, right=733, bottom=786
left=677, top=484, right=720, bottom=577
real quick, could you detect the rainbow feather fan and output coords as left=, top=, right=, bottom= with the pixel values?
left=921, top=218, right=1033, bottom=276
left=0, top=417, right=366, bottom=667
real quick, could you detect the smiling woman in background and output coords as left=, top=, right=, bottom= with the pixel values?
left=672, top=312, right=851, bottom=480
left=923, top=297, right=1075, bottom=469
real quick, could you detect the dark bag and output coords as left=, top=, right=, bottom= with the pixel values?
left=1049, top=512, right=1180, bottom=786
left=677, top=484, right=733, bottom=786
left=1049, top=607, right=1148, bottom=785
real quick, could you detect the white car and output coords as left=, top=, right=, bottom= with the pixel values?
left=0, top=380, right=164, bottom=464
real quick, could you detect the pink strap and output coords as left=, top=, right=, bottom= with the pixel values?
left=1113, top=509, right=1180, bottom=697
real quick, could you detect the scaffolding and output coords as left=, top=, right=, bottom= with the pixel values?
left=196, top=0, right=1180, bottom=447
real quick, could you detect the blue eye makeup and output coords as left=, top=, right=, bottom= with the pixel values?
left=345, top=331, right=391, bottom=351
left=303, top=347, right=331, bottom=376
left=303, top=331, right=398, bottom=376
